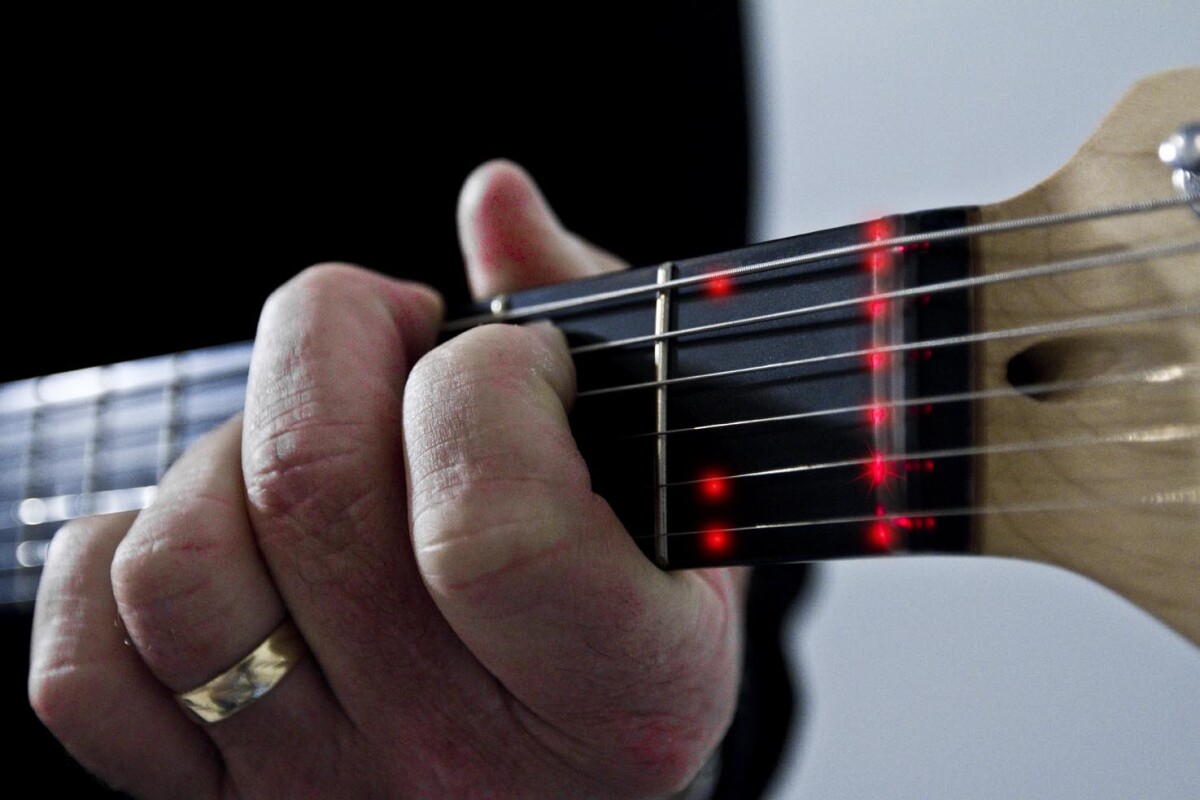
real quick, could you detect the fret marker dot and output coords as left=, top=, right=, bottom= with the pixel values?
left=701, top=525, right=732, bottom=557
left=697, top=469, right=730, bottom=503
left=866, top=453, right=895, bottom=487
left=16, top=540, right=49, bottom=568
left=17, top=498, right=48, bottom=526
left=705, top=274, right=734, bottom=299
left=863, top=219, right=893, bottom=271
left=867, top=522, right=894, bottom=551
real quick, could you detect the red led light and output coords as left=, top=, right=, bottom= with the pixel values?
left=868, top=453, right=889, bottom=486
left=868, top=405, right=888, bottom=426
left=863, top=219, right=893, bottom=272
left=866, top=299, right=887, bottom=318
left=868, top=351, right=888, bottom=371
left=895, top=516, right=913, bottom=529
left=867, top=521, right=894, bottom=551
left=701, top=525, right=733, bottom=557
left=697, top=469, right=730, bottom=503
left=924, top=460, right=935, bottom=473
left=704, top=273, right=734, bottom=299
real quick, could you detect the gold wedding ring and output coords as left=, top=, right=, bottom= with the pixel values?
left=176, top=619, right=308, bottom=723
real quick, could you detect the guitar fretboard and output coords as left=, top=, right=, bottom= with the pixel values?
left=0, top=207, right=980, bottom=606
left=0, top=342, right=253, bottom=605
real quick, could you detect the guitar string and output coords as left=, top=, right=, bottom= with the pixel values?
left=3, top=198, right=1198, bottom=588
left=1, top=200, right=1192, bottom=423
left=5, top=274, right=1193, bottom=476
left=576, top=303, right=1200, bottom=397
left=443, top=192, right=1198, bottom=332
left=4, top=362, right=1195, bottom=514
left=663, top=424, right=1200, bottom=487
left=5, top=303, right=1191, bottom=469
left=4, top=433, right=1196, bottom=573
left=632, top=362, right=1200, bottom=438
left=569, top=240, right=1200, bottom=355
left=635, top=489, right=1200, bottom=544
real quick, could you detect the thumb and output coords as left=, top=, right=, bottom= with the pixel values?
left=404, top=322, right=743, bottom=789
left=457, top=159, right=626, bottom=299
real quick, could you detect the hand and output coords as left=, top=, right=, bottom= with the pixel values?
left=29, top=161, right=746, bottom=799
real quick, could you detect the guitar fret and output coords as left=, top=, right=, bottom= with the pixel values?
left=653, top=263, right=674, bottom=566
left=6, top=485, right=159, bottom=531
left=17, top=401, right=40, bottom=551
left=80, top=395, right=103, bottom=496
left=157, top=354, right=182, bottom=479
left=0, top=342, right=254, bottom=605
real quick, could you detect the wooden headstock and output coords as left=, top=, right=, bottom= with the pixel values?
left=972, top=67, right=1199, bottom=643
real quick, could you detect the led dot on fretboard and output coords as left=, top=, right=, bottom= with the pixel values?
left=696, top=469, right=731, bottom=503
left=701, top=524, right=733, bottom=557
left=704, top=273, right=734, bottom=299
left=862, top=219, right=894, bottom=272
left=867, top=453, right=889, bottom=487
left=867, top=521, right=894, bottom=551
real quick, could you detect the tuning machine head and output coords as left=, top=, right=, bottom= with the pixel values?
left=1159, top=122, right=1199, bottom=216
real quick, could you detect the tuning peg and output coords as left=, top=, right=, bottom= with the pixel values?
left=1160, top=122, right=1199, bottom=214
left=1159, top=122, right=1199, bottom=171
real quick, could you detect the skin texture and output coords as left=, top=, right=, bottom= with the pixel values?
left=29, top=160, right=747, bottom=799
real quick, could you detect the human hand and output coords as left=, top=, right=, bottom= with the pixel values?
left=30, top=161, right=746, bottom=799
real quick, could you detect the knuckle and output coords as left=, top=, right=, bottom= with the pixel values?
left=263, top=262, right=363, bottom=321
left=243, top=403, right=364, bottom=523
left=109, top=499, right=240, bottom=673
left=30, top=515, right=133, bottom=742
left=616, top=715, right=718, bottom=796
left=28, top=649, right=92, bottom=743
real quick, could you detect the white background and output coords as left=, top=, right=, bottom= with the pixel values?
left=744, top=2, right=1199, bottom=798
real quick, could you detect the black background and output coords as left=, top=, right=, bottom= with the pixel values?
left=2, top=5, right=755, bottom=795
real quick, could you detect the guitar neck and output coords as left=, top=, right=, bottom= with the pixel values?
left=0, top=343, right=253, bottom=605
left=0, top=206, right=979, bottom=607
left=4, top=69, right=1196, bottom=645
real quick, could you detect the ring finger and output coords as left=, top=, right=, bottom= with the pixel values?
left=109, top=417, right=353, bottom=794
